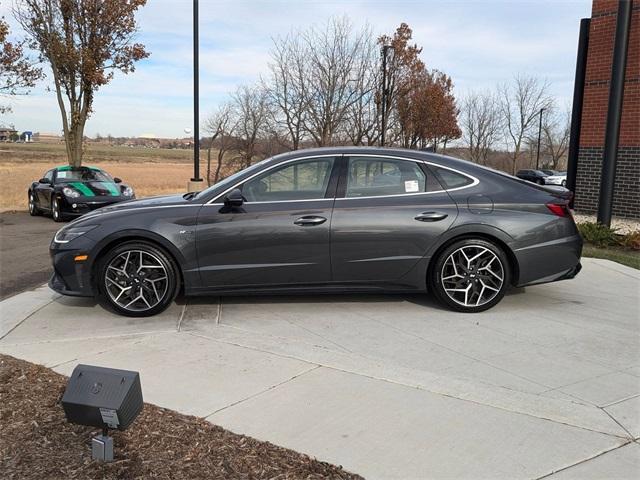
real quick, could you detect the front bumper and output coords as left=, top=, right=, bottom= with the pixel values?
left=49, top=237, right=96, bottom=297
left=59, top=195, right=133, bottom=217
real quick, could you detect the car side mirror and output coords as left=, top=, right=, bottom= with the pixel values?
left=39, top=177, right=51, bottom=184
left=224, top=188, right=244, bottom=207
left=113, top=177, right=122, bottom=183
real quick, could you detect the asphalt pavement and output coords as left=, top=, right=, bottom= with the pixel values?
left=0, top=211, right=60, bottom=300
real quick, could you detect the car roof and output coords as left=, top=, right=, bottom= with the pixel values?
left=266, top=146, right=488, bottom=172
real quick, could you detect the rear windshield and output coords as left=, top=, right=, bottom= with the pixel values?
left=56, top=168, right=113, bottom=183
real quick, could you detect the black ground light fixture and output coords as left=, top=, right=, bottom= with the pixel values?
left=62, top=364, right=143, bottom=462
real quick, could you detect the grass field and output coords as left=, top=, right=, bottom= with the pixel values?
left=1, top=143, right=221, bottom=211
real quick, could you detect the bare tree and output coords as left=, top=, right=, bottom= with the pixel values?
left=301, top=17, right=373, bottom=146
left=460, top=91, right=502, bottom=164
left=542, top=106, right=570, bottom=170
left=498, top=75, right=552, bottom=174
left=233, top=84, right=270, bottom=168
left=203, top=103, right=236, bottom=186
left=265, top=33, right=309, bottom=150
left=15, top=0, right=149, bottom=166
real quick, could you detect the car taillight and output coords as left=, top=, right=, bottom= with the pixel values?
left=546, top=203, right=570, bottom=217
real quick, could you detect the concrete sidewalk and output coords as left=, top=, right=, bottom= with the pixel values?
left=1, top=258, right=638, bottom=479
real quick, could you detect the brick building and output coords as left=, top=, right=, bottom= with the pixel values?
left=570, top=0, right=639, bottom=219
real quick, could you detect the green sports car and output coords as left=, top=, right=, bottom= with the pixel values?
left=28, top=165, right=135, bottom=222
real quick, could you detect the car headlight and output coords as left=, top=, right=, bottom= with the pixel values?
left=54, top=224, right=99, bottom=244
left=63, top=187, right=81, bottom=198
left=122, top=186, right=134, bottom=197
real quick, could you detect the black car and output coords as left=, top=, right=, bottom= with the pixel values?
left=49, top=147, right=582, bottom=317
left=516, top=169, right=548, bottom=185
left=29, top=165, right=135, bottom=222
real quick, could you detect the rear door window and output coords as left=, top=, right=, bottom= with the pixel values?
left=345, top=157, right=430, bottom=198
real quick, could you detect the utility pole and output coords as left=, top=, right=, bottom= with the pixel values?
left=535, top=107, right=544, bottom=170
left=188, top=0, right=203, bottom=192
left=380, top=45, right=393, bottom=147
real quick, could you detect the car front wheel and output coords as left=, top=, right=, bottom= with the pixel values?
left=28, top=192, right=40, bottom=216
left=430, top=238, right=510, bottom=313
left=97, top=241, right=179, bottom=317
left=51, top=197, right=64, bottom=222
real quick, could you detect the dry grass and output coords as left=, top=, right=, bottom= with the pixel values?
left=1, top=143, right=228, bottom=211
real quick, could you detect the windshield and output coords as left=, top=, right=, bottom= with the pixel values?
left=193, top=157, right=272, bottom=200
left=56, top=168, right=113, bottom=183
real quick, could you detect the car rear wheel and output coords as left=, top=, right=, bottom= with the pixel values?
left=51, top=197, right=64, bottom=222
left=28, top=192, right=40, bottom=216
left=97, top=241, right=179, bottom=317
left=430, top=238, right=510, bottom=313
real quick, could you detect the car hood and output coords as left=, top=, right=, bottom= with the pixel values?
left=58, top=180, right=126, bottom=197
left=66, top=194, right=193, bottom=226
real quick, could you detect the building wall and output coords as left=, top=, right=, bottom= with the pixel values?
left=574, top=0, right=639, bottom=219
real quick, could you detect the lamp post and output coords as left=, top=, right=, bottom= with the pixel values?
left=535, top=107, right=544, bottom=170
left=380, top=44, right=394, bottom=147
left=188, top=0, right=203, bottom=191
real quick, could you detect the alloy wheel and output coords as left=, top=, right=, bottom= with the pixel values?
left=28, top=193, right=34, bottom=213
left=52, top=198, right=59, bottom=220
left=104, top=250, right=169, bottom=312
left=440, top=245, right=504, bottom=307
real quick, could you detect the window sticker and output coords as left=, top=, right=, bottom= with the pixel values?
left=404, top=180, right=419, bottom=193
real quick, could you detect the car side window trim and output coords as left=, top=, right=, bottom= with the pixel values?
left=205, top=154, right=342, bottom=205
left=205, top=153, right=479, bottom=205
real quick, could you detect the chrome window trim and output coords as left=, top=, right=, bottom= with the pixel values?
left=204, top=153, right=479, bottom=206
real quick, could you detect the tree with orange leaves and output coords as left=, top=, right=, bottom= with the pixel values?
left=15, top=0, right=149, bottom=166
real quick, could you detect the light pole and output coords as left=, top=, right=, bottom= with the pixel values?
left=380, top=44, right=394, bottom=147
left=188, top=0, right=203, bottom=191
left=535, top=107, right=544, bottom=170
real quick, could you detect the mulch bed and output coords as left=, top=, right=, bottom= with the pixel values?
left=0, top=354, right=363, bottom=479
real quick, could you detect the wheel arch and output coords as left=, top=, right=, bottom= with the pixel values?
left=427, top=225, right=520, bottom=287
left=90, top=230, right=186, bottom=295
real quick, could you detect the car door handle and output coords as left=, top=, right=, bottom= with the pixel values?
left=294, top=216, right=327, bottom=226
left=415, top=212, right=448, bottom=222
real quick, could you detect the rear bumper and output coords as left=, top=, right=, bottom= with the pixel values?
left=514, top=234, right=583, bottom=287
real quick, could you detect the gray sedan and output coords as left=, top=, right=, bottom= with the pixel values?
left=49, top=147, right=582, bottom=317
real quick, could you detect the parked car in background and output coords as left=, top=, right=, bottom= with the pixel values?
left=516, top=169, right=548, bottom=185
left=542, top=171, right=567, bottom=187
left=49, top=147, right=582, bottom=317
left=29, top=165, right=135, bottom=222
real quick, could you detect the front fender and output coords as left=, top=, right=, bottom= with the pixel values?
left=88, top=229, right=197, bottom=291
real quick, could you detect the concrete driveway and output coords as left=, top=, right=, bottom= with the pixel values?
left=1, top=257, right=639, bottom=479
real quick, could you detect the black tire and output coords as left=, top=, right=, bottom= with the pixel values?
left=429, top=238, right=511, bottom=313
left=561, top=180, right=566, bottom=187
left=51, top=196, right=64, bottom=222
left=28, top=191, right=41, bottom=216
left=96, top=241, right=179, bottom=317
left=536, top=179, right=544, bottom=185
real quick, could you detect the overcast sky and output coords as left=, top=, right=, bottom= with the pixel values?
left=1, top=0, right=591, bottom=138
